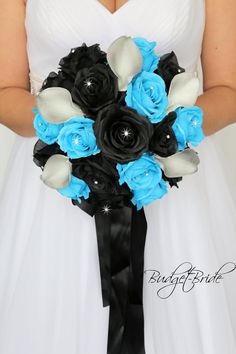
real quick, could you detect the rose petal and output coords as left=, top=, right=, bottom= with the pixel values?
left=167, top=72, right=200, bottom=113
left=36, top=87, right=84, bottom=123
left=155, top=148, right=200, bottom=178
left=107, top=36, right=142, bottom=91
left=40, top=154, right=72, bottom=189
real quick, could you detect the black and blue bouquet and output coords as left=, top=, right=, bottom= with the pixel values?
left=33, top=36, right=204, bottom=354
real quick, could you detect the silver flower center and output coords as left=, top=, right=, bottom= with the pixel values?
left=102, top=204, right=112, bottom=215
left=73, top=137, right=79, bottom=145
left=192, top=119, right=198, bottom=127
left=84, top=79, right=94, bottom=88
left=121, top=127, right=132, bottom=139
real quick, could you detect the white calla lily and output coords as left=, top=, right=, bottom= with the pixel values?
left=155, top=149, right=200, bottom=178
left=107, top=35, right=142, bottom=91
left=167, top=72, right=200, bottom=114
left=40, top=154, right=72, bottom=189
left=36, top=87, right=84, bottom=124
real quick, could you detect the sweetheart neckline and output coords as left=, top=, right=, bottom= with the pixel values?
left=94, top=0, right=131, bottom=15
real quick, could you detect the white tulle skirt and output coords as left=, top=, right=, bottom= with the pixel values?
left=0, top=133, right=236, bottom=354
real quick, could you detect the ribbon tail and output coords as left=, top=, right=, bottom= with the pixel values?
left=95, top=206, right=147, bottom=354
left=120, top=207, right=147, bottom=354
left=95, top=213, right=112, bottom=307
left=107, top=206, right=132, bottom=353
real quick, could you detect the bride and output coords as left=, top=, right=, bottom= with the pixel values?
left=0, top=0, right=236, bottom=353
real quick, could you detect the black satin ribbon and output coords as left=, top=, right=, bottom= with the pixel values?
left=95, top=206, right=147, bottom=354
left=73, top=198, right=147, bottom=354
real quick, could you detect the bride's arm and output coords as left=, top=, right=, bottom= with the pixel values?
left=196, top=0, right=236, bottom=136
left=0, top=0, right=36, bottom=137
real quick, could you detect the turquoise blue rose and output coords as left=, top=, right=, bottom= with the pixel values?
left=33, top=108, right=64, bottom=144
left=125, top=71, right=168, bottom=123
left=172, top=106, right=205, bottom=150
left=117, top=153, right=167, bottom=210
left=57, top=174, right=90, bottom=202
left=134, top=37, right=160, bottom=72
left=57, top=116, right=100, bottom=159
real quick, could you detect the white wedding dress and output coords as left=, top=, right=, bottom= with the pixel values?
left=0, top=0, right=236, bottom=353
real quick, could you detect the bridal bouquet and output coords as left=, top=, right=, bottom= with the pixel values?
left=33, top=36, right=204, bottom=211
left=32, top=36, right=204, bottom=354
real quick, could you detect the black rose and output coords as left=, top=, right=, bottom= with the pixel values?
left=41, top=71, right=74, bottom=92
left=154, top=51, right=185, bottom=93
left=33, top=140, right=66, bottom=168
left=72, top=154, right=129, bottom=197
left=59, top=43, right=107, bottom=79
left=149, top=112, right=178, bottom=157
left=41, top=43, right=107, bottom=92
left=94, top=104, right=153, bottom=163
left=72, top=155, right=132, bottom=214
left=71, top=64, right=118, bottom=118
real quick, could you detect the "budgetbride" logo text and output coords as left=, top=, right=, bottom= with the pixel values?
left=144, top=261, right=236, bottom=299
